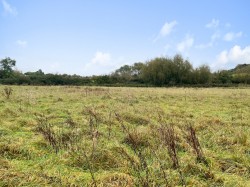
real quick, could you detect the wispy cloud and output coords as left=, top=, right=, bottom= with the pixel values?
left=213, top=45, right=250, bottom=69
left=196, top=43, right=212, bottom=49
left=160, top=21, right=178, bottom=37
left=196, top=32, right=220, bottom=49
left=16, top=40, right=27, bottom=48
left=211, top=32, right=220, bottom=41
left=154, top=20, right=178, bottom=42
left=177, top=35, right=194, bottom=52
left=223, top=32, right=242, bottom=42
left=1, top=0, right=17, bottom=15
left=205, top=19, right=219, bottom=29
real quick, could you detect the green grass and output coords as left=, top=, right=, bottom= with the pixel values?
left=0, top=86, right=250, bottom=186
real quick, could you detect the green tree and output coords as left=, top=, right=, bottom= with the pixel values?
left=131, top=62, right=144, bottom=76
left=113, top=65, right=133, bottom=82
left=172, top=54, right=193, bottom=84
left=214, top=70, right=232, bottom=84
left=141, top=55, right=194, bottom=86
left=0, top=57, right=16, bottom=78
left=142, top=57, right=170, bottom=86
left=195, top=65, right=211, bottom=84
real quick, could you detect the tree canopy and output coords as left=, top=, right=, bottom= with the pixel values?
left=0, top=57, right=16, bottom=78
left=0, top=55, right=249, bottom=86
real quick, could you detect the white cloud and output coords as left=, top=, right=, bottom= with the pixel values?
left=154, top=20, right=177, bottom=42
left=196, top=32, right=220, bottom=49
left=205, top=19, right=219, bottom=29
left=213, top=45, right=250, bottom=69
left=16, top=40, right=27, bottom=48
left=83, top=52, right=130, bottom=76
left=160, top=21, right=178, bottom=37
left=91, top=51, right=111, bottom=65
left=177, top=35, right=194, bottom=52
left=1, top=0, right=17, bottom=15
left=211, top=32, right=220, bottom=41
left=223, top=32, right=242, bottom=41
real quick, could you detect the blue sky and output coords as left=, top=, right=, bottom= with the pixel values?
left=1, top=0, right=250, bottom=75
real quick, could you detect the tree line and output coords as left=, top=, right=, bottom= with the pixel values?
left=0, top=55, right=249, bottom=86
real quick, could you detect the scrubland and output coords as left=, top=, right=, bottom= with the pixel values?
left=0, top=86, right=249, bottom=186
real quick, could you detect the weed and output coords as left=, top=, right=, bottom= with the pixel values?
left=187, top=125, right=206, bottom=163
left=160, top=124, right=179, bottom=169
left=3, top=87, right=13, bottom=99
left=35, top=114, right=60, bottom=153
left=83, top=106, right=101, bottom=134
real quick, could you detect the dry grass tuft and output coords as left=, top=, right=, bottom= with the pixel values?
left=94, top=172, right=134, bottom=187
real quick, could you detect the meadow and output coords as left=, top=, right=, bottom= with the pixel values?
left=0, top=86, right=249, bottom=186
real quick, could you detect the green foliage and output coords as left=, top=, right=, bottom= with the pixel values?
left=141, top=55, right=202, bottom=86
left=230, top=64, right=250, bottom=84
left=193, top=65, right=211, bottom=84
left=213, top=70, right=232, bottom=84
left=232, top=64, right=250, bottom=74
left=0, top=56, right=249, bottom=86
left=0, top=57, right=16, bottom=78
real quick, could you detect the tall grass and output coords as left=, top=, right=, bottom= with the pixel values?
left=0, top=86, right=249, bottom=186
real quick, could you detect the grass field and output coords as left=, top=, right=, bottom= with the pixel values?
left=0, top=86, right=249, bottom=186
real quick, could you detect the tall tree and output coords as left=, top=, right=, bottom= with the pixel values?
left=195, top=65, right=211, bottom=84
left=113, top=65, right=133, bottom=81
left=0, top=57, right=16, bottom=78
